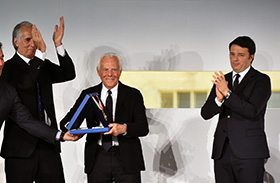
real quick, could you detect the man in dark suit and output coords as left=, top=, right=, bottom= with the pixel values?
left=0, top=42, right=77, bottom=145
left=1, top=17, right=76, bottom=183
left=60, top=53, right=149, bottom=183
left=201, top=36, right=271, bottom=183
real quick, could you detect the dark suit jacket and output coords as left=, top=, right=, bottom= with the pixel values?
left=201, top=67, right=271, bottom=159
left=1, top=51, right=75, bottom=158
left=60, top=82, right=149, bottom=174
left=0, top=78, right=57, bottom=144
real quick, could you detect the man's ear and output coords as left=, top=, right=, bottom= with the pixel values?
left=96, top=67, right=100, bottom=77
left=14, top=38, right=19, bottom=48
left=250, top=54, right=254, bottom=63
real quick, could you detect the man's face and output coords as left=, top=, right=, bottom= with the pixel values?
left=14, top=26, right=36, bottom=59
left=0, top=49, right=4, bottom=76
left=97, top=56, right=122, bottom=90
left=230, top=44, right=254, bottom=73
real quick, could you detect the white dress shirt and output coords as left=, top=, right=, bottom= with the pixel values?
left=98, top=83, right=120, bottom=146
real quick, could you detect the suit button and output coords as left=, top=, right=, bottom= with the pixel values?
left=227, top=115, right=230, bottom=118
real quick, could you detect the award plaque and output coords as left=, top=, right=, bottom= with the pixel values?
left=66, top=93, right=112, bottom=134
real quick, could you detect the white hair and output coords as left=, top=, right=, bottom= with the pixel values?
left=97, top=53, right=122, bottom=70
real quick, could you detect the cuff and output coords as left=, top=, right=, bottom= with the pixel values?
left=35, top=49, right=46, bottom=61
left=215, top=97, right=224, bottom=107
left=56, top=44, right=65, bottom=57
left=122, top=123, right=127, bottom=136
left=56, top=131, right=65, bottom=142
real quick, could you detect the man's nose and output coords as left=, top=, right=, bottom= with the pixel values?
left=232, top=55, right=238, bottom=61
left=30, top=40, right=36, bottom=47
left=107, top=70, right=112, bottom=75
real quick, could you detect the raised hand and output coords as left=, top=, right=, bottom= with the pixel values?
left=214, top=85, right=224, bottom=102
left=212, top=71, right=229, bottom=101
left=53, top=16, right=65, bottom=47
left=32, top=25, right=46, bottom=52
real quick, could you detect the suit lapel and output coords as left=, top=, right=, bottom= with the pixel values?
left=226, top=72, right=233, bottom=91
left=13, top=54, right=30, bottom=70
left=95, top=83, right=102, bottom=96
left=115, top=82, right=126, bottom=119
left=234, top=67, right=256, bottom=94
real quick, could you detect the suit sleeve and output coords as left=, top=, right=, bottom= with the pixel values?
left=201, top=84, right=221, bottom=120
left=224, top=74, right=271, bottom=119
left=125, top=90, right=149, bottom=138
left=48, top=51, right=76, bottom=83
left=9, top=88, right=57, bottom=144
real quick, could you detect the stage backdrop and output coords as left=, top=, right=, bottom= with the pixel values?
left=0, top=0, right=279, bottom=182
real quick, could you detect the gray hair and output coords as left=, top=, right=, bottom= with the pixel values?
left=97, top=53, right=122, bottom=70
left=12, top=21, right=33, bottom=50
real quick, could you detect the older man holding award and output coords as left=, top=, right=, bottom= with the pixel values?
left=60, top=53, right=149, bottom=183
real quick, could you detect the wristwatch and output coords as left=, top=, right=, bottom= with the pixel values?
left=225, top=90, right=232, bottom=100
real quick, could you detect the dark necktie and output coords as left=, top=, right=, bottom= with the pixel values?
left=36, top=81, right=45, bottom=122
left=233, top=74, right=240, bottom=91
left=102, top=90, right=112, bottom=151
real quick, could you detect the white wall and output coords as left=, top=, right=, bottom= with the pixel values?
left=0, top=0, right=279, bottom=182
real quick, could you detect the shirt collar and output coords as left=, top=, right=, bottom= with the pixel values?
left=101, top=82, right=119, bottom=97
left=17, top=49, right=46, bottom=64
left=17, top=51, right=31, bottom=64
left=232, top=66, right=251, bottom=82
